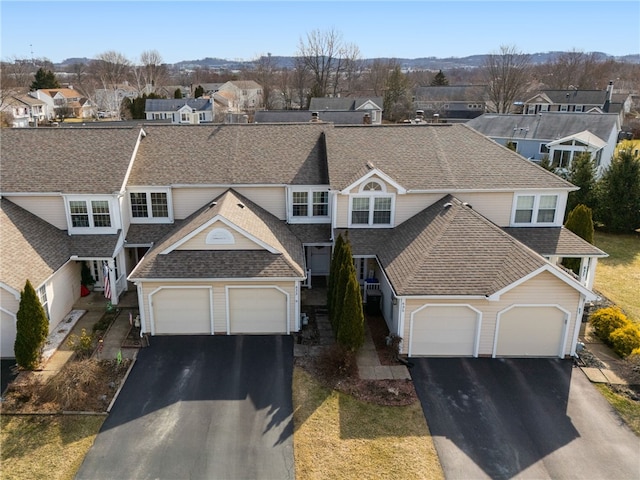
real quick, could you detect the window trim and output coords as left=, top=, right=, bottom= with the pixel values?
left=510, top=193, right=560, bottom=226
left=288, top=187, right=331, bottom=224
left=128, top=187, right=173, bottom=224
left=65, top=196, right=117, bottom=234
left=348, top=192, right=395, bottom=227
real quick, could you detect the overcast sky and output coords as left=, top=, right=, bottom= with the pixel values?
left=2, top=1, right=639, bottom=64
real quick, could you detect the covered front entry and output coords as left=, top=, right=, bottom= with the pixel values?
left=409, top=305, right=479, bottom=357
left=494, top=306, right=568, bottom=357
left=151, top=287, right=213, bottom=335
left=228, top=287, right=288, bottom=334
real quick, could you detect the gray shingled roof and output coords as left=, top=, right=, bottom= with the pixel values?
left=0, top=127, right=141, bottom=194
left=129, top=189, right=305, bottom=280
left=130, top=124, right=329, bottom=186
left=338, top=196, right=549, bottom=296
left=326, top=124, right=574, bottom=191
left=309, top=97, right=383, bottom=111
left=414, top=85, right=488, bottom=101
left=254, top=110, right=373, bottom=124
left=532, top=90, right=608, bottom=105
left=145, top=98, right=214, bottom=112
left=466, top=112, right=619, bottom=143
left=288, top=224, right=332, bottom=244
left=0, top=198, right=72, bottom=291
left=503, top=227, right=607, bottom=257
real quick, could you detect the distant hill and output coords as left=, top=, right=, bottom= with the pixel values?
left=57, top=52, right=640, bottom=70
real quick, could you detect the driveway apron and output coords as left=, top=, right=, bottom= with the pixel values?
left=76, top=335, right=294, bottom=480
left=410, top=357, right=640, bottom=480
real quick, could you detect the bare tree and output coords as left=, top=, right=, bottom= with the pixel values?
left=251, top=53, right=276, bottom=109
left=292, top=56, right=310, bottom=109
left=483, top=45, right=531, bottom=113
left=297, top=28, right=361, bottom=100
left=364, top=59, right=393, bottom=96
left=90, top=51, right=131, bottom=89
left=140, top=50, right=165, bottom=91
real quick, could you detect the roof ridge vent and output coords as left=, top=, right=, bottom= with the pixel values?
left=443, top=202, right=453, bottom=209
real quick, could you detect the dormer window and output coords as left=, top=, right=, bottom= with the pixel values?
left=66, top=196, right=116, bottom=233
left=349, top=180, right=394, bottom=227
left=129, top=188, right=172, bottom=224
left=288, top=188, right=330, bottom=223
left=512, top=194, right=558, bottom=225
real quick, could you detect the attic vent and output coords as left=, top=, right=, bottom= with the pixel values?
left=237, top=203, right=245, bottom=209
left=463, top=202, right=472, bottom=209
left=443, top=202, right=453, bottom=209
left=366, top=161, right=375, bottom=170
left=209, top=201, right=217, bottom=208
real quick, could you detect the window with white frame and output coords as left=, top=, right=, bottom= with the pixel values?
left=350, top=180, right=394, bottom=226
left=289, top=188, right=329, bottom=221
left=513, top=194, right=558, bottom=225
left=37, top=285, right=50, bottom=320
left=68, top=199, right=113, bottom=229
left=129, top=190, right=171, bottom=223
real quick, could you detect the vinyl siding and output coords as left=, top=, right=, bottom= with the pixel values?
left=139, top=280, right=297, bottom=334
left=5, top=195, right=67, bottom=229
left=172, top=186, right=286, bottom=220
left=46, top=261, right=81, bottom=332
left=177, top=221, right=262, bottom=250
left=402, top=270, right=581, bottom=356
left=394, top=193, right=442, bottom=225
left=0, top=287, right=20, bottom=315
left=454, top=192, right=514, bottom=226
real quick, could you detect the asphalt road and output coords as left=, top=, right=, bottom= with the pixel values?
left=410, top=357, right=640, bottom=480
left=75, top=335, right=294, bottom=480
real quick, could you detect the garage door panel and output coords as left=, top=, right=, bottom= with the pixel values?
left=410, top=306, right=477, bottom=357
left=153, top=288, right=211, bottom=335
left=229, top=288, right=287, bottom=334
left=496, top=307, right=566, bottom=357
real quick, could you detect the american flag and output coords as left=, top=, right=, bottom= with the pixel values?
left=103, top=262, right=111, bottom=300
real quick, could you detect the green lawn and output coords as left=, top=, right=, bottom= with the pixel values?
left=0, top=414, right=104, bottom=480
left=594, top=385, right=640, bottom=436
left=293, top=368, right=443, bottom=480
left=594, top=231, right=640, bottom=322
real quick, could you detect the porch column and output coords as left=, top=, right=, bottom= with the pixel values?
left=106, top=258, right=119, bottom=305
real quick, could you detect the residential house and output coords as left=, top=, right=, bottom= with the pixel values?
left=308, top=97, right=383, bottom=125
left=30, top=87, right=95, bottom=120
left=217, top=81, right=263, bottom=113
left=1, top=94, right=47, bottom=127
left=466, top=112, right=620, bottom=176
left=1, top=123, right=606, bottom=359
left=145, top=98, right=216, bottom=124
left=413, top=85, right=488, bottom=122
left=254, top=110, right=376, bottom=125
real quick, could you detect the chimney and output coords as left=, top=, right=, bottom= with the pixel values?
left=607, top=80, right=614, bottom=102
left=363, top=113, right=371, bottom=125
left=416, top=110, right=425, bottom=123
left=310, top=112, right=320, bottom=123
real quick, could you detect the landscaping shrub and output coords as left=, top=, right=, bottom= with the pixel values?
left=14, top=279, right=49, bottom=370
left=610, top=324, right=640, bottom=358
left=67, top=328, right=94, bottom=359
left=590, top=306, right=630, bottom=344
left=40, top=359, right=102, bottom=410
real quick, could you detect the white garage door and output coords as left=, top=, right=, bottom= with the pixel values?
left=495, top=306, right=567, bottom=357
left=1, top=310, right=16, bottom=358
left=152, top=288, right=212, bottom=335
left=228, top=288, right=287, bottom=334
left=410, top=306, right=478, bottom=357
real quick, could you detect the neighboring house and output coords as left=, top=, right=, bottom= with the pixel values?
left=1, top=94, right=47, bottom=127
left=30, top=87, right=95, bottom=119
left=1, top=123, right=606, bottom=359
left=466, top=112, right=620, bottom=176
left=94, top=83, right=139, bottom=113
left=308, top=97, right=383, bottom=124
left=413, top=85, right=488, bottom=122
left=521, top=82, right=631, bottom=125
left=254, top=110, right=376, bottom=124
left=217, top=81, right=263, bottom=113
left=145, top=98, right=215, bottom=124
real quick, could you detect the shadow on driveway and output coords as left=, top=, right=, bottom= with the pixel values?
left=410, top=357, right=640, bottom=479
left=76, top=335, right=294, bottom=480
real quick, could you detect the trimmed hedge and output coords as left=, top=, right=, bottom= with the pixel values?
left=590, top=307, right=630, bottom=345
left=610, top=324, right=640, bottom=358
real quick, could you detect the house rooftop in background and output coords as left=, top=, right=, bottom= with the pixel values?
left=254, top=110, right=375, bottom=125
left=413, top=85, right=489, bottom=122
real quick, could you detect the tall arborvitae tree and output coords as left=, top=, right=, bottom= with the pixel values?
left=430, top=69, right=449, bottom=86
left=335, top=240, right=365, bottom=351
left=174, top=88, right=183, bottom=99
left=30, top=67, right=60, bottom=90
left=596, top=147, right=640, bottom=232
left=562, top=204, right=595, bottom=274
left=567, top=151, right=597, bottom=215
left=14, top=280, right=49, bottom=370
left=194, top=85, right=205, bottom=98
left=327, top=233, right=345, bottom=316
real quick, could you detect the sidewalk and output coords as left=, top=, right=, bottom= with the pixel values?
left=578, top=321, right=629, bottom=385
left=32, top=290, right=140, bottom=383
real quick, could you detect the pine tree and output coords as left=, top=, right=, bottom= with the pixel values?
left=174, top=88, right=183, bottom=99
left=194, top=85, right=205, bottom=98
left=30, top=68, right=60, bottom=90
left=562, top=204, right=595, bottom=274
left=327, top=233, right=345, bottom=315
left=336, top=242, right=365, bottom=351
left=14, top=280, right=49, bottom=370
left=430, top=69, right=449, bottom=86
left=596, top=147, right=640, bottom=232
left=566, top=151, right=597, bottom=215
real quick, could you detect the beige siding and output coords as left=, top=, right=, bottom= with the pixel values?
left=335, top=195, right=349, bottom=228
left=177, top=221, right=262, bottom=250
left=454, top=192, right=514, bottom=226
left=46, top=261, right=82, bottom=332
left=119, top=194, right=131, bottom=235
left=402, top=270, right=581, bottom=356
left=172, top=186, right=286, bottom=220
left=139, top=280, right=297, bottom=334
left=6, top=195, right=67, bottom=229
left=0, top=287, right=20, bottom=315
left=394, top=193, right=443, bottom=225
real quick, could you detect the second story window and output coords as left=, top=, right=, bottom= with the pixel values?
left=129, top=190, right=172, bottom=223
left=289, top=188, right=330, bottom=223
left=513, top=194, right=558, bottom=225
left=66, top=197, right=115, bottom=232
left=349, top=180, right=394, bottom=227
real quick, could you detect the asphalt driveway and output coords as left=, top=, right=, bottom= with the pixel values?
left=410, top=358, right=640, bottom=480
left=76, top=335, right=294, bottom=480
